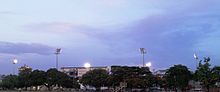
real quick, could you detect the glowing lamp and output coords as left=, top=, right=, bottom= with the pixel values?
left=84, top=63, right=91, bottom=68
left=13, top=59, right=18, bottom=64
left=145, top=62, right=152, bottom=67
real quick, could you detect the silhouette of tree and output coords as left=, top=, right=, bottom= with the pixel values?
left=211, top=66, right=220, bottom=85
left=194, top=57, right=214, bottom=92
left=56, top=71, right=80, bottom=89
left=44, top=68, right=79, bottom=90
left=107, top=66, right=153, bottom=91
left=29, top=70, right=46, bottom=90
left=80, top=69, right=109, bottom=91
left=0, top=75, right=19, bottom=90
left=164, top=64, right=192, bottom=91
left=18, top=65, right=32, bottom=90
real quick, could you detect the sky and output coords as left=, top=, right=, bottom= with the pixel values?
left=0, top=0, right=220, bottom=74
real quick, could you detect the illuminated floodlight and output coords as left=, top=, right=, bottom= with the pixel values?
left=84, top=63, right=91, bottom=68
left=12, top=58, right=18, bottom=75
left=194, top=53, right=198, bottom=60
left=13, top=59, right=18, bottom=64
left=145, top=62, right=152, bottom=67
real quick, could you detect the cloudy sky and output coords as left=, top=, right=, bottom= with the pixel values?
left=0, top=0, right=220, bottom=74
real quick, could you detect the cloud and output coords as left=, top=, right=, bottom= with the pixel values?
left=77, top=3, right=220, bottom=67
left=97, top=0, right=126, bottom=7
left=19, top=0, right=220, bottom=68
left=22, top=10, right=220, bottom=67
left=24, top=22, right=75, bottom=33
left=0, top=11, right=17, bottom=15
left=0, top=41, right=55, bottom=55
left=23, top=22, right=101, bottom=35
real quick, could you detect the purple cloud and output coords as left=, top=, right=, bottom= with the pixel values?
left=18, top=0, right=220, bottom=69
left=22, top=11, right=220, bottom=69
left=77, top=8, right=220, bottom=68
left=0, top=41, right=55, bottom=55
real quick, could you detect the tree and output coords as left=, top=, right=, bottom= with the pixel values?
left=56, top=71, right=80, bottom=89
left=18, top=65, right=32, bottom=90
left=29, top=70, right=46, bottom=90
left=125, top=67, right=153, bottom=90
left=107, top=66, right=153, bottom=91
left=211, top=66, right=220, bottom=85
left=107, top=66, right=126, bottom=87
left=80, top=69, right=109, bottom=91
left=44, top=68, right=79, bottom=90
left=44, top=68, right=60, bottom=90
left=152, top=74, right=165, bottom=88
left=0, top=75, right=19, bottom=90
left=164, top=64, right=192, bottom=91
left=194, top=57, right=213, bottom=92
left=142, top=73, right=154, bottom=88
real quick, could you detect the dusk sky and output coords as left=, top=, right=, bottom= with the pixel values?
left=0, top=0, right=220, bottom=74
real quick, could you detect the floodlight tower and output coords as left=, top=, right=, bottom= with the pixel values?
left=140, top=48, right=146, bottom=67
left=55, top=48, right=61, bottom=70
left=12, top=58, right=18, bottom=75
left=194, top=53, right=199, bottom=68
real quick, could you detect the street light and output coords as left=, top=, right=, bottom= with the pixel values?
left=55, top=48, right=61, bottom=70
left=194, top=53, right=199, bottom=68
left=194, top=53, right=198, bottom=60
left=12, top=58, right=18, bottom=75
left=140, top=48, right=146, bottom=67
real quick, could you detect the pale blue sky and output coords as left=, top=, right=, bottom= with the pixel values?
left=0, top=0, right=220, bottom=74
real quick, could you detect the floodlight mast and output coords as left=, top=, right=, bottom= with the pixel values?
left=12, top=58, right=18, bottom=75
left=55, top=48, right=61, bottom=70
left=194, top=53, right=199, bottom=68
left=140, top=48, right=146, bottom=67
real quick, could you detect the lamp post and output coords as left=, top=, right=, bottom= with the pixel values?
left=140, top=48, right=146, bottom=67
left=12, top=58, right=18, bottom=75
left=55, top=48, right=61, bottom=70
left=194, top=53, right=199, bottom=68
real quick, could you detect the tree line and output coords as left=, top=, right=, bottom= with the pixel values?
left=0, top=57, right=220, bottom=91
left=0, top=68, right=79, bottom=90
left=80, top=57, right=220, bottom=92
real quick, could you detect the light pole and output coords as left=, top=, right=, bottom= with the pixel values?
left=55, top=48, right=61, bottom=70
left=12, top=58, right=18, bottom=75
left=140, top=48, right=146, bottom=67
left=193, top=53, right=199, bottom=67
left=194, top=53, right=199, bottom=68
